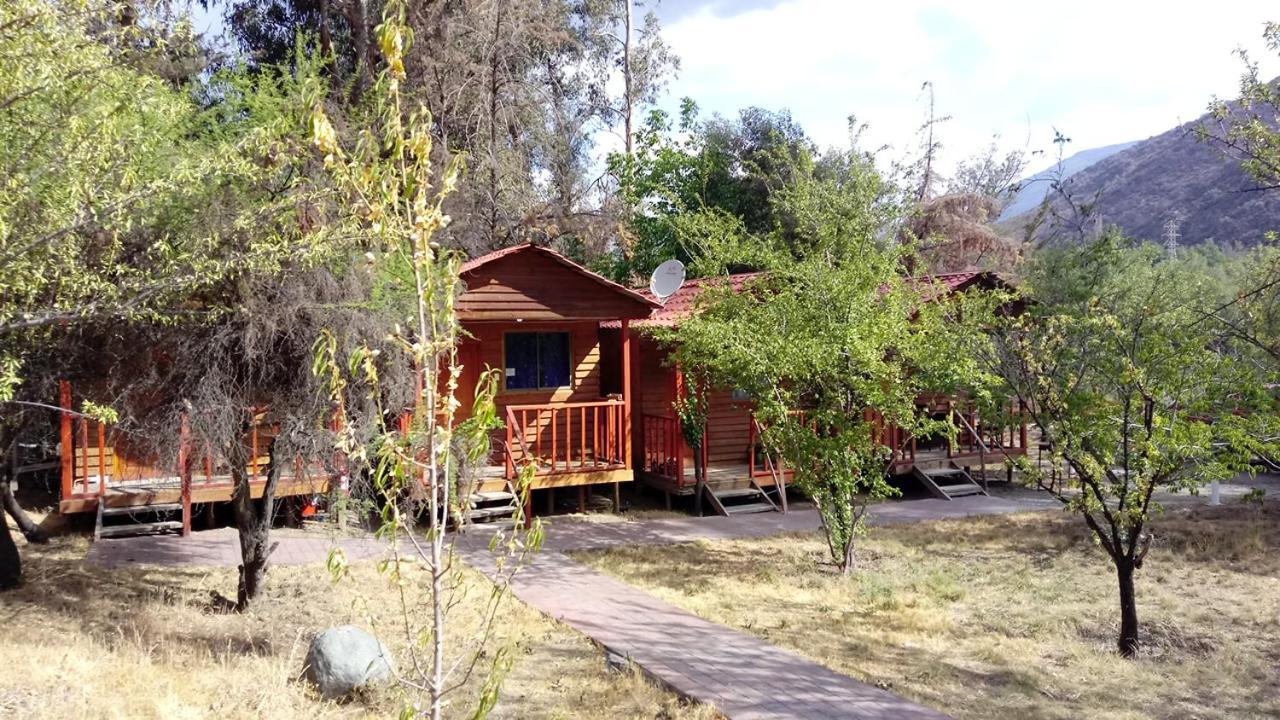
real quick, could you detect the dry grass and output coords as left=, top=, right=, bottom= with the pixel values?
left=0, top=523, right=717, bottom=720
left=576, top=502, right=1280, bottom=720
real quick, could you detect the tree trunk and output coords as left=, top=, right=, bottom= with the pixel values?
left=692, top=439, right=705, bottom=517
left=1, top=433, right=45, bottom=543
left=0, top=511, right=20, bottom=590
left=2, top=478, right=46, bottom=543
left=622, top=0, right=633, bottom=157
left=1115, top=555, right=1139, bottom=657
left=230, top=441, right=283, bottom=611
left=839, top=532, right=857, bottom=575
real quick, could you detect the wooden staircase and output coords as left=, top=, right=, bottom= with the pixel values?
left=94, top=502, right=186, bottom=539
left=911, top=462, right=988, bottom=500
left=462, top=489, right=522, bottom=524
left=702, top=475, right=788, bottom=516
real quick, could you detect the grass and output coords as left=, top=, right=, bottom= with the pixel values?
left=0, top=520, right=718, bottom=720
left=575, top=502, right=1280, bottom=720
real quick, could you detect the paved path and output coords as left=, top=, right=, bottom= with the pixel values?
left=459, top=494, right=1053, bottom=720
left=87, top=494, right=1050, bottom=718
left=85, top=526, right=387, bottom=569
left=531, top=494, right=1054, bottom=552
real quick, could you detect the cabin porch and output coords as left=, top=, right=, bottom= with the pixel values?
left=57, top=382, right=334, bottom=534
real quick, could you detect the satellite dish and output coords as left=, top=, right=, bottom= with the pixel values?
left=649, top=259, right=686, bottom=301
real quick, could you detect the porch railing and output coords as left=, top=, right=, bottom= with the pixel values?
left=504, top=399, right=627, bottom=479
left=58, top=381, right=329, bottom=512
left=747, top=415, right=797, bottom=481
left=641, top=413, right=682, bottom=484
left=949, top=399, right=1030, bottom=457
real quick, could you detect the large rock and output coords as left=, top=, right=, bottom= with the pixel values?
left=303, top=625, right=395, bottom=699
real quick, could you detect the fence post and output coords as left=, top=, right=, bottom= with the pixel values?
left=179, top=413, right=192, bottom=537
left=59, top=380, right=73, bottom=504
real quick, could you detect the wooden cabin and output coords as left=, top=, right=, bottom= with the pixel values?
left=617, top=270, right=1032, bottom=513
left=455, top=243, right=659, bottom=515
left=56, top=381, right=334, bottom=536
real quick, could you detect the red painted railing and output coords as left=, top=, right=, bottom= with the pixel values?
left=58, top=382, right=331, bottom=524
left=748, top=415, right=797, bottom=481
left=642, top=413, right=682, bottom=483
left=504, top=400, right=627, bottom=479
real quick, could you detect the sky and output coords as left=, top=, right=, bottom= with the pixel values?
left=650, top=0, right=1279, bottom=174
left=193, top=0, right=1279, bottom=177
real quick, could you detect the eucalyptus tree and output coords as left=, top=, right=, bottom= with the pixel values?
left=984, top=234, right=1274, bottom=657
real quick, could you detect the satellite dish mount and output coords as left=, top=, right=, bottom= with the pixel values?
left=649, top=259, right=686, bottom=303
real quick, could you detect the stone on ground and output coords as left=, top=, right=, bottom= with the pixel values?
left=303, top=625, right=395, bottom=699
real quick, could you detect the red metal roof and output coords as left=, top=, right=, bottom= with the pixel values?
left=461, top=243, right=660, bottom=309
left=603, top=269, right=1010, bottom=329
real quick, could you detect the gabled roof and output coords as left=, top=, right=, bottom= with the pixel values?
left=461, top=243, right=660, bottom=309
left=606, top=269, right=1015, bottom=329
left=458, top=243, right=660, bottom=322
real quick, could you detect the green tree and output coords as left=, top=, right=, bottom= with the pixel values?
left=659, top=152, right=993, bottom=572
left=0, top=0, right=318, bottom=589
left=311, top=3, right=542, bottom=715
left=984, top=235, right=1273, bottom=657
left=607, top=102, right=820, bottom=281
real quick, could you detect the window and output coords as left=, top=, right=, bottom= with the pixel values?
left=504, top=332, right=571, bottom=390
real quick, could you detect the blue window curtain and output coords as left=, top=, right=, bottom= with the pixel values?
left=505, top=332, right=571, bottom=390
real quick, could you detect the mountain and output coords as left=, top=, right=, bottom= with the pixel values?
left=998, top=141, right=1139, bottom=221
left=1002, top=112, right=1280, bottom=247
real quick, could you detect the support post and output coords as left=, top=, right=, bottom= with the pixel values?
left=622, top=319, right=633, bottom=472
left=59, top=380, right=73, bottom=502
left=179, top=413, right=192, bottom=537
left=673, top=366, right=685, bottom=485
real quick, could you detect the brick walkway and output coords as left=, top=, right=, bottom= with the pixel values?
left=85, top=526, right=388, bottom=569
left=458, top=494, right=1053, bottom=720
left=87, top=494, right=1050, bottom=718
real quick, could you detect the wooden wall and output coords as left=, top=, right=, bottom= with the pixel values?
left=462, top=320, right=621, bottom=468
left=630, top=336, right=755, bottom=470
left=459, top=251, right=653, bottom=321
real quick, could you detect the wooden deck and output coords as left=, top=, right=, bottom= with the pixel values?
left=639, top=461, right=789, bottom=496
left=474, top=464, right=632, bottom=494
left=59, top=473, right=331, bottom=514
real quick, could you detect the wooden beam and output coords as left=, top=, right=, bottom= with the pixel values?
left=59, top=380, right=72, bottom=503
left=59, top=475, right=332, bottom=515
left=179, top=413, right=192, bottom=537
left=622, top=319, right=633, bottom=471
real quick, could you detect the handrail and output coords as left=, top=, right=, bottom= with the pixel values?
left=505, top=399, right=624, bottom=411
left=505, top=400, right=627, bottom=477
left=953, top=404, right=1026, bottom=457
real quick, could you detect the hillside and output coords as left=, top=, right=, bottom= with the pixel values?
left=1003, top=112, right=1280, bottom=247
left=998, top=140, right=1138, bottom=221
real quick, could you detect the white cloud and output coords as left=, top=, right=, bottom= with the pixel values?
left=659, top=0, right=1279, bottom=174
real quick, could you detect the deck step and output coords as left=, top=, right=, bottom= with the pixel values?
left=936, top=483, right=984, bottom=497
left=102, top=503, right=183, bottom=517
left=464, top=505, right=518, bottom=521
left=724, top=502, right=776, bottom=515
left=920, top=467, right=964, bottom=477
left=97, top=520, right=184, bottom=538
left=470, top=491, right=515, bottom=503
left=711, top=487, right=767, bottom=500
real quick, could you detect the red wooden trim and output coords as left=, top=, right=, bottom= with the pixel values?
left=96, top=421, right=107, bottom=497
left=79, top=415, right=89, bottom=495
left=179, top=413, right=192, bottom=537
left=1019, top=400, right=1029, bottom=449
left=505, top=408, right=515, bottom=480
left=59, top=381, right=73, bottom=502
left=673, top=364, right=685, bottom=486
left=251, top=423, right=259, bottom=479
left=621, top=319, right=633, bottom=471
